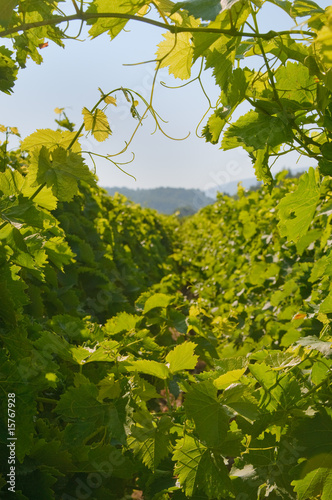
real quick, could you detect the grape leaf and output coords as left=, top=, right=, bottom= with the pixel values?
left=87, top=0, right=148, bottom=39
left=0, top=46, right=18, bottom=94
left=173, top=435, right=232, bottom=497
left=29, top=146, right=95, bottom=202
left=275, top=61, right=315, bottom=105
left=0, top=264, right=28, bottom=325
left=44, top=236, right=75, bottom=271
left=0, top=194, right=45, bottom=229
left=30, top=439, right=74, bottom=473
left=21, top=129, right=81, bottom=153
left=0, top=0, right=18, bottom=28
left=202, top=107, right=229, bottom=144
left=253, top=146, right=273, bottom=186
left=166, top=341, right=198, bottom=373
left=128, top=359, right=170, bottom=379
left=128, top=415, right=172, bottom=471
left=214, top=368, right=246, bottom=389
left=278, top=167, right=320, bottom=242
left=156, top=30, right=195, bottom=80
left=173, top=0, right=242, bottom=21
left=315, top=7, right=332, bottom=66
left=292, top=467, right=332, bottom=500
left=0, top=167, right=24, bottom=195
left=222, top=111, right=293, bottom=150
left=143, top=293, right=175, bottom=313
left=320, top=291, right=332, bottom=314
left=205, top=38, right=237, bottom=90
left=184, top=380, right=229, bottom=446
left=290, top=0, right=323, bottom=17
left=83, top=339, right=119, bottom=363
left=82, top=107, right=112, bottom=142
left=56, top=381, right=105, bottom=421
left=294, top=336, right=332, bottom=356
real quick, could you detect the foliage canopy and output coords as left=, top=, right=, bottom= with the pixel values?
left=1, top=0, right=332, bottom=499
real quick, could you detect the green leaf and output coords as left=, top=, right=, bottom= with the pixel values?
left=143, top=293, right=175, bottom=313
left=98, top=374, right=122, bottom=400
left=83, top=339, right=119, bottom=363
left=156, top=29, right=196, bottom=80
left=268, top=0, right=292, bottom=16
left=275, top=61, right=315, bottom=105
left=277, top=167, right=320, bottom=242
left=222, top=110, right=293, bottom=150
left=290, top=0, right=323, bottom=17
left=56, top=381, right=105, bottom=421
left=104, top=312, right=141, bottom=334
left=173, top=0, right=242, bottom=21
left=222, top=67, right=247, bottom=108
left=166, top=341, right=198, bottom=373
left=128, top=415, right=172, bottom=471
left=214, top=368, right=246, bottom=390
left=320, top=291, right=332, bottom=314
left=253, top=146, right=273, bottom=186
left=294, top=336, right=332, bottom=356
left=21, top=129, right=81, bottom=153
left=82, top=107, right=112, bottom=142
left=0, top=0, right=18, bottom=28
left=319, top=157, right=332, bottom=176
left=249, top=362, right=277, bottom=389
left=87, top=0, right=148, bottom=39
left=173, top=435, right=232, bottom=497
left=321, top=142, right=332, bottom=163
left=296, top=228, right=322, bottom=255
left=0, top=264, right=28, bottom=325
left=87, top=444, right=135, bottom=479
left=128, top=359, right=170, bottom=379
left=184, top=380, right=229, bottom=446
left=292, top=467, right=332, bottom=500
left=0, top=168, right=24, bottom=195
left=202, top=107, right=229, bottom=144
left=173, top=435, right=206, bottom=497
left=205, top=40, right=236, bottom=90
left=0, top=194, right=45, bottom=229
left=29, top=146, right=95, bottom=202
left=30, top=438, right=74, bottom=473
left=311, top=359, right=332, bottom=385
left=34, top=330, right=77, bottom=364
left=0, top=46, right=18, bottom=94
left=44, top=236, right=75, bottom=271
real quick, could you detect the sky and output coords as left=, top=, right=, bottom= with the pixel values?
left=0, top=0, right=330, bottom=192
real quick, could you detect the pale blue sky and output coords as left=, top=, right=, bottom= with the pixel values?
left=0, top=1, right=329, bottom=191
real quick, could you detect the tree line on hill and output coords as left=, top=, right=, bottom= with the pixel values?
left=104, top=170, right=304, bottom=214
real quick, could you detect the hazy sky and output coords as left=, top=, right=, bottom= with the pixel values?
left=0, top=1, right=329, bottom=191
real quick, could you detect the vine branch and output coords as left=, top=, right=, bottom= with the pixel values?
left=0, top=12, right=314, bottom=40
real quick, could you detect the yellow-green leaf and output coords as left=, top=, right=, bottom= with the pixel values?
left=104, top=95, right=117, bottom=106
left=143, top=293, right=174, bottom=314
left=278, top=167, right=320, bottom=242
left=156, top=25, right=198, bottom=80
left=166, top=341, right=198, bottom=373
left=21, top=129, right=81, bottom=153
left=213, top=368, right=246, bottom=390
left=82, top=107, right=111, bottom=142
left=127, top=360, right=169, bottom=379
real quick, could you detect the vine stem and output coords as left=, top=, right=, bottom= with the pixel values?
left=164, top=380, right=174, bottom=414
left=36, top=396, right=58, bottom=405
left=0, top=11, right=314, bottom=40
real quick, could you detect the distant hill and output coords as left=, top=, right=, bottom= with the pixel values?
left=205, top=177, right=261, bottom=198
left=103, top=186, right=215, bottom=215
left=206, top=168, right=307, bottom=197
left=104, top=169, right=307, bottom=214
